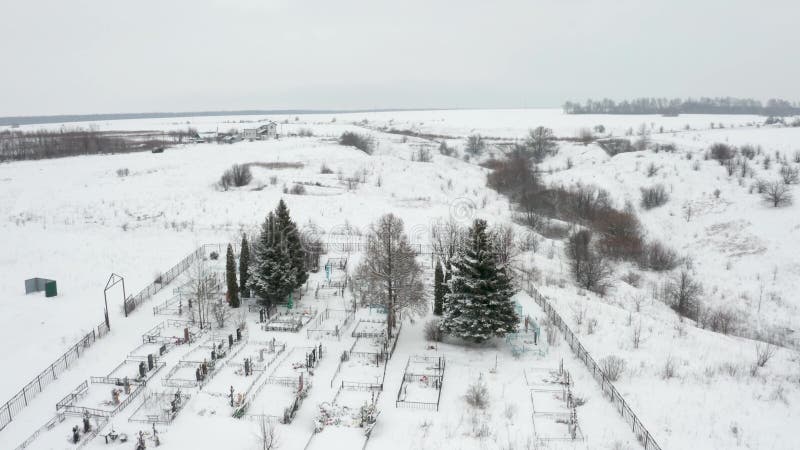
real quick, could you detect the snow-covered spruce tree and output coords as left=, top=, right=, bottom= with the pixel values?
left=274, top=199, right=308, bottom=288
left=239, top=234, right=250, bottom=298
left=226, top=243, right=240, bottom=308
left=433, top=260, right=445, bottom=316
left=354, top=213, right=425, bottom=338
left=248, top=212, right=297, bottom=309
left=440, top=219, right=518, bottom=343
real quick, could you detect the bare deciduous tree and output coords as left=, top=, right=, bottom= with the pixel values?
left=187, top=259, right=216, bottom=329
left=667, top=270, right=702, bottom=320
left=256, top=416, right=279, bottom=450
left=762, top=180, right=793, bottom=207
left=354, top=214, right=425, bottom=338
left=490, top=223, right=518, bottom=267
left=430, top=218, right=464, bottom=278
left=566, top=230, right=612, bottom=295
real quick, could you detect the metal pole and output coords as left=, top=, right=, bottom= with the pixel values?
left=104, top=290, right=110, bottom=330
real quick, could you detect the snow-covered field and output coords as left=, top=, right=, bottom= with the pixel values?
left=1, top=108, right=799, bottom=449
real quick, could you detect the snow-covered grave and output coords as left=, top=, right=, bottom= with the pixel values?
left=306, top=307, right=355, bottom=340
left=267, top=345, right=324, bottom=383
left=351, top=319, right=387, bottom=339
left=55, top=377, right=144, bottom=418
left=13, top=412, right=107, bottom=450
left=395, top=355, right=445, bottom=410
left=105, top=359, right=165, bottom=385
left=142, top=319, right=204, bottom=347
left=127, top=341, right=171, bottom=361
left=127, top=390, right=191, bottom=425
left=263, top=306, right=317, bottom=333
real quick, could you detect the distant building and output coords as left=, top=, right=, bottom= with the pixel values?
left=243, top=121, right=278, bottom=141
left=257, top=121, right=278, bottom=139
left=242, top=128, right=258, bottom=140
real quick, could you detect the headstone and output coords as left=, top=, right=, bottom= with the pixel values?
left=147, top=354, right=155, bottom=371
left=159, top=345, right=167, bottom=355
left=236, top=328, right=242, bottom=341
left=139, top=362, right=147, bottom=378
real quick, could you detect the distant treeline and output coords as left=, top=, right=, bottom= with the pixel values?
left=563, top=97, right=800, bottom=116
left=0, top=127, right=191, bottom=162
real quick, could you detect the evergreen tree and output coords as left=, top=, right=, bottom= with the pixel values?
left=440, top=219, right=518, bottom=343
left=433, top=260, right=444, bottom=316
left=226, top=243, right=240, bottom=307
left=274, top=199, right=308, bottom=288
left=248, top=212, right=297, bottom=308
left=239, top=234, right=250, bottom=298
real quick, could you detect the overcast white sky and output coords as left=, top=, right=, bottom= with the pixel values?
left=1, top=0, right=798, bottom=116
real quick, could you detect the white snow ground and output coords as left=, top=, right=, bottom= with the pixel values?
left=1, top=109, right=799, bottom=449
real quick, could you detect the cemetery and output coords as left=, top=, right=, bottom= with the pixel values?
left=395, top=355, right=445, bottom=411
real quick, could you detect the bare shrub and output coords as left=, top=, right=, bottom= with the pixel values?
left=339, top=131, right=373, bottom=154
left=642, top=241, right=679, bottom=271
left=779, top=164, right=799, bottom=184
left=702, top=307, right=738, bottom=335
left=566, top=230, right=613, bottom=296
left=257, top=415, right=279, bottom=450
left=667, top=270, right=703, bottom=320
left=465, top=134, right=485, bottom=156
left=595, top=208, right=644, bottom=261
left=762, top=180, right=793, bottom=207
left=297, top=127, right=314, bottom=137
left=755, top=342, right=777, bottom=368
left=465, top=377, right=490, bottom=409
left=661, top=356, right=677, bottom=379
left=632, top=323, right=642, bottom=349
left=525, top=126, right=558, bottom=161
left=640, top=184, right=669, bottom=209
left=424, top=319, right=443, bottom=342
left=622, top=271, right=641, bottom=287
left=288, top=184, right=307, bottom=195
left=320, top=164, right=333, bottom=174
left=438, top=141, right=455, bottom=156
left=577, top=127, right=594, bottom=144
left=116, top=168, right=130, bottom=177
left=740, top=144, right=757, bottom=160
left=599, top=355, right=626, bottom=381
left=219, top=164, right=252, bottom=190
left=646, top=163, right=659, bottom=177
left=710, top=142, right=735, bottom=164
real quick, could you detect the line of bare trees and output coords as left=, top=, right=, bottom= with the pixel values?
left=0, top=126, right=195, bottom=162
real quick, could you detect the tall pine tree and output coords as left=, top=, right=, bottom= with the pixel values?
left=239, top=234, right=250, bottom=298
left=225, top=243, right=240, bottom=307
left=248, top=212, right=297, bottom=308
left=433, top=260, right=444, bottom=316
left=274, top=199, right=308, bottom=288
left=440, top=219, right=518, bottom=343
